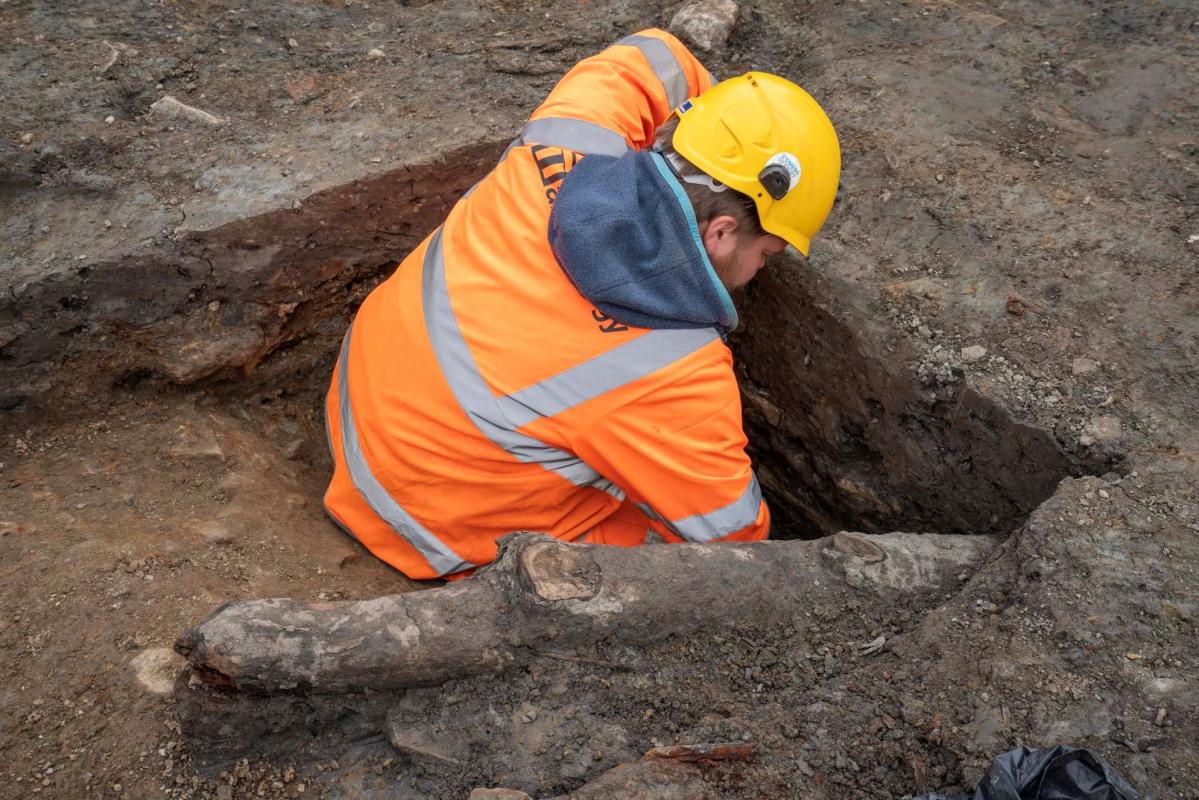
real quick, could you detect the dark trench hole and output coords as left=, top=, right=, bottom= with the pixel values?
left=729, top=264, right=1080, bottom=541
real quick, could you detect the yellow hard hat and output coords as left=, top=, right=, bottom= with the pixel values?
left=672, top=72, right=841, bottom=256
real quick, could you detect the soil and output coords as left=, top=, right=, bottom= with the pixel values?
left=2, top=0, right=1197, bottom=798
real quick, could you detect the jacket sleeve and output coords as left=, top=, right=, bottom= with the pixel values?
left=571, top=346, right=770, bottom=544
left=519, top=28, right=716, bottom=155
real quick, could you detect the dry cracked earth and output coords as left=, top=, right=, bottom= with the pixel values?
left=1, top=0, right=1197, bottom=798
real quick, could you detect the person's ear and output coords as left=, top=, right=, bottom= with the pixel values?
left=700, top=215, right=739, bottom=255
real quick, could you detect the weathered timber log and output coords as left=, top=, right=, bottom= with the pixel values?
left=175, top=531, right=997, bottom=694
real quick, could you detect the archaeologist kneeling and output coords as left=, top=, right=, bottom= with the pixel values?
left=323, top=29, right=841, bottom=579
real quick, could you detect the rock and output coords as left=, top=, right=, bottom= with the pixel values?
left=960, top=345, right=988, bottom=363
left=668, top=0, right=739, bottom=52
left=368, top=47, right=385, bottom=58
left=387, top=717, right=466, bottom=765
left=469, top=790, right=532, bottom=800
left=742, top=385, right=782, bottom=426
left=148, top=95, right=225, bottom=126
left=1039, top=702, right=1112, bottom=741
left=198, top=523, right=234, bottom=545
left=963, top=706, right=1007, bottom=754
left=1072, top=356, right=1099, bottom=375
left=165, top=428, right=225, bottom=462
left=130, top=647, right=185, bottom=695
left=285, top=74, right=324, bottom=104
left=1081, top=415, right=1122, bottom=447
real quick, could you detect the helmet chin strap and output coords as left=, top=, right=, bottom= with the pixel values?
left=659, top=149, right=729, bottom=193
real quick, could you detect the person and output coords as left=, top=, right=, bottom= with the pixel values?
left=323, top=28, right=841, bottom=580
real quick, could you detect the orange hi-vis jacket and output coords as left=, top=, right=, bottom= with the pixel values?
left=324, top=29, right=770, bottom=579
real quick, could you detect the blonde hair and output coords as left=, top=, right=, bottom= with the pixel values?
left=653, top=116, right=766, bottom=238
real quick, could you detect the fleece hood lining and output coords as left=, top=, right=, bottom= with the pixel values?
left=547, top=149, right=739, bottom=334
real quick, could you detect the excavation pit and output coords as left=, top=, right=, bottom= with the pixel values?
left=3, top=135, right=1084, bottom=548
left=114, top=145, right=1086, bottom=795
left=4, top=0, right=1192, bottom=795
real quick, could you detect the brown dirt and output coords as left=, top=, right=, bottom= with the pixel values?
left=2, top=0, right=1197, bottom=798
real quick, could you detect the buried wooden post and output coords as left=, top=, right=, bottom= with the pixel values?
left=175, top=531, right=998, bottom=694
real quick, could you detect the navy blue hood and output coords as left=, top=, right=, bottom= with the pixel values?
left=548, top=150, right=738, bottom=333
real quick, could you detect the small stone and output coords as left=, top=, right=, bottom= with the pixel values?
left=368, top=47, right=385, bottom=58
left=199, top=523, right=234, bottom=545
left=285, top=74, right=322, bottom=103
left=105, top=115, right=115, bottom=124
left=130, top=647, right=185, bottom=695
left=287, top=37, right=299, bottom=49
left=668, top=0, right=739, bottom=52
left=21, top=132, right=34, bottom=144
left=149, top=95, right=225, bottom=126
left=1082, top=415, right=1122, bottom=446
left=469, top=789, right=533, bottom=800
left=1072, top=357, right=1099, bottom=376
left=960, top=345, right=987, bottom=363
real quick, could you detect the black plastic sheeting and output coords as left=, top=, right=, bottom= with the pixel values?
left=915, top=746, right=1140, bottom=800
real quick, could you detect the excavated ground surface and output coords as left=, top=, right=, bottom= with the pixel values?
left=2, top=0, right=1198, bottom=797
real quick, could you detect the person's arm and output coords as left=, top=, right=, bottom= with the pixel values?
left=572, top=345, right=769, bottom=544
left=518, top=28, right=716, bottom=155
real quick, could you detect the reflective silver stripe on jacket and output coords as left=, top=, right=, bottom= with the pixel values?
left=636, top=473, right=763, bottom=543
left=617, top=34, right=691, bottom=110
left=335, top=330, right=473, bottom=576
left=422, top=228, right=620, bottom=494
left=517, top=117, right=630, bottom=156
left=498, top=34, right=698, bottom=165
left=496, top=327, right=719, bottom=428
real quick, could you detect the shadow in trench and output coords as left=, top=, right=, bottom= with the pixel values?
left=730, top=260, right=1118, bottom=541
